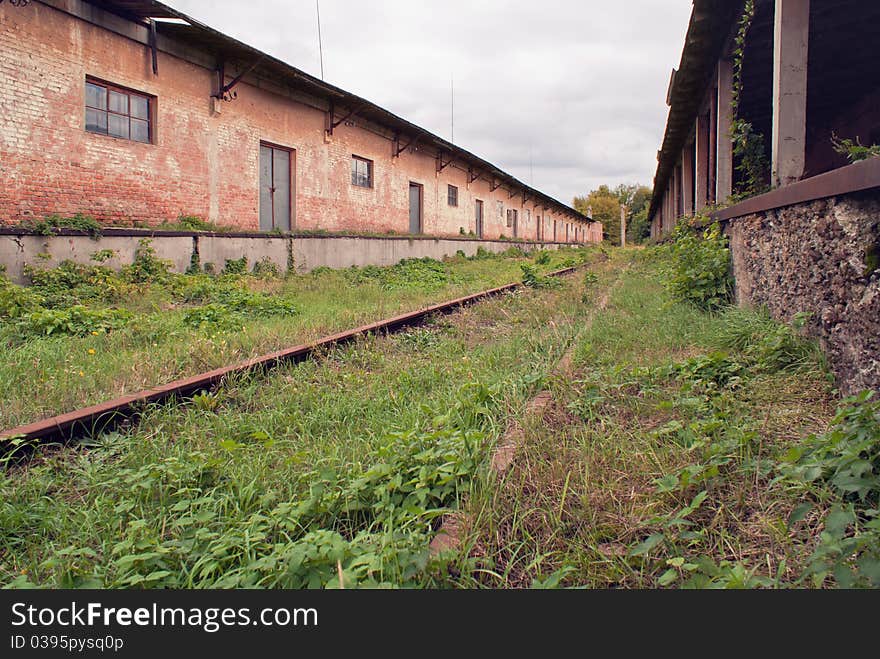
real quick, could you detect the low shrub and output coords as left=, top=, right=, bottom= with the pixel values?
left=21, top=305, right=131, bottom=337
left=120, top=240, right=172, bottom=284
left=520, top=264, right=561, bottom=290
left=778, top=392, right=880, bottom=587
left=664, top=220, right=732, bottom=311
left=24, top=261, right=131, bottom=307
left=18, top=214, right=103, bottom=239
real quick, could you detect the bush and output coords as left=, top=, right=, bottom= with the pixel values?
left=20, top=305, right=131, bottom=337
left=665, top=220, right=732, bottom=311
left=18, top=214, right=102, bottom=239
left=24, top=261, right=131, bottom=307
left=121, top=240, right=172, bottom=284
left=533, top=250, right=552, bottom=265
left=521, top=264, right=561, bottom=290
left=779, top=392, right=880, bottom=587
left=344, top=258, right=456, bottom=291
left=252, top=257, right=280, bottom=279
left=0, top=277, right=44, bottom=320
left=222, top=256, right=248, bottom=276
left=182, top=290, right=296, bottom=328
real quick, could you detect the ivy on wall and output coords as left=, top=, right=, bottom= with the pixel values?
left=730, top=0, right=771, bottom=200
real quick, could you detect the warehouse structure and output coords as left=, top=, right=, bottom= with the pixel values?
left=0, top=0, right=600, bottom=243
left=646, top=0, right=879, bottom=395
left=649, top=0, right=880, bottom=236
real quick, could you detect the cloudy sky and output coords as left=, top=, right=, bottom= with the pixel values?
left=170, top=0, right=692, bottom=205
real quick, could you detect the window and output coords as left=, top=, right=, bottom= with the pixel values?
left=497, top=201, right=504, bottom=218
left=351, top=156, right=373, bottom=188
left=447, top=184, right=458, bottom=207
left=506, top=209, right=513, bottom=228
left=85, top=78, right=152, bottom=144
left=525, top=209, right=531, bottom=224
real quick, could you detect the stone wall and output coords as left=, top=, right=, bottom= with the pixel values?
left=725, top=190, right=880, bottom=394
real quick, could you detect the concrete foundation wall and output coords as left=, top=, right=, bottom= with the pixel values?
left=292, top=236, right=554, bottom=272
left=0, top=231, right=573, bottom=283
left=0, top=233, right=193, bottom=282
left=725, top=190, right=880, bottom=394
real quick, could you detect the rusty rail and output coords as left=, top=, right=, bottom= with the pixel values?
left=1, top=266, right=583, bottom=446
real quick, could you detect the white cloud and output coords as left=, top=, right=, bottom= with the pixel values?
left=169, top=0, right=692, bottom=204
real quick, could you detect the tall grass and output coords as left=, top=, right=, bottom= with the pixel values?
left=0, top=255, right=616, bottom=588
left=0, top=248, right=594, bottom=429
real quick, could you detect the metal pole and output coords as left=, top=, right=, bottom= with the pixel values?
left=316, top=0, right=325, bottom=80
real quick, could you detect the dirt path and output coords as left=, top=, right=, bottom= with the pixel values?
left=430, top=267, right=625, bottom=555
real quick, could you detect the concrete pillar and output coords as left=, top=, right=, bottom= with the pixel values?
left=695, top=114, right=710, bottom=211
left=682, top=143, right=695, bottom=216
left=716, top=58, right=734, bottom=203
left=666, top=182, right=673, bottom=232
left=673, top=164, right=681, bottom=220
left=708, top=87, right=718, bottom=204
left=620, top=204, right=627, bottom=247
left=772, top=0, right=810, bottom=186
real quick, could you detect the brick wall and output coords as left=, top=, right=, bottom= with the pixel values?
left=0, top=2, right=597, bottom=241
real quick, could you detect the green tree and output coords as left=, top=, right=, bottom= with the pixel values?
left=573, top=185, right=621, bottom=245
left=614, top=184, right=653, bottom=243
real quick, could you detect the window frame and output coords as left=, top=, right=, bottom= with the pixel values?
left=351, top=155, right=374, bottom=189
left=84, top=76, right=154, bottom=145
left=447, top=184, right=459, bottom=207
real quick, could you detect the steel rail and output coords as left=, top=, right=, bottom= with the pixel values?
left=1, top=266, right=583, bottom=446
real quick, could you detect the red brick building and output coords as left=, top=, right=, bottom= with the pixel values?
left=0, top=0, right=600, bottom=243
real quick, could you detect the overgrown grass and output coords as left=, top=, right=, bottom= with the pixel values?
left=0, top=246, right=595, bottom=429
left=0, top=256, right=617, bottom=588
left=442, top=251, right=861, bottom=589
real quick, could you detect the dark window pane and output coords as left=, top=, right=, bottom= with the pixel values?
left=85, top=82, right=106, bottom=110
left=86, top=108, right=107, bottom=133
left=130, top=95, right=149, bottom=120
left=131, top=118, right=149, bottom=143
left=108, top=90, right=128, bottom=115
left=108, top=113, right=129, bottom=139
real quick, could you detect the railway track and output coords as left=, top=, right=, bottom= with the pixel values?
left=1, top=265, right=584, bottom=447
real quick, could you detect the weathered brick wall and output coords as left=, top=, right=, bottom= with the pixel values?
left=0, top=3, right=595, bottom=241
left=725, top=190, right=880, bottom=394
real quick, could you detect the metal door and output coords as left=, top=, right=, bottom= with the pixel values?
left=409, top=183, right=422, bottom=234
left=475, top=199, right=483, bottom=238
left=259, top=144, right=291, bottom=231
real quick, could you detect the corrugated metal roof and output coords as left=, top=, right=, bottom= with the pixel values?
left=87, top=0, right=590, bottom=223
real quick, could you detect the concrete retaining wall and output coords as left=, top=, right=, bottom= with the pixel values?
left=0, top=230, right=575, bottom=284
left=292, top=236, right=553, bottom=272
left=725, top=190, right=880, bottom=395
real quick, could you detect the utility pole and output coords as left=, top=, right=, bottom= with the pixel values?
left=316, top=0, right=325, bottom=80
left=451, top=73, right=455, bottom=144
left=620, top=204, right=627, bottom=248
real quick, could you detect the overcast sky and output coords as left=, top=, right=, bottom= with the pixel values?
left=169, top=0, right=692, bottom=205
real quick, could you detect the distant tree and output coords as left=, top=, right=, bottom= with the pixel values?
left=574, top=185, right=621, bottom=245
left=613, top=184, right=653, bottom=244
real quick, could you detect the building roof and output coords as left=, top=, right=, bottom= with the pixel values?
left=85, top=0, right=592, bottom=223
left=647, top=0, right=743, bottom=221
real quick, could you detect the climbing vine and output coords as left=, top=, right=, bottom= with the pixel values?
left=730, top=0, right=770, bottom=199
